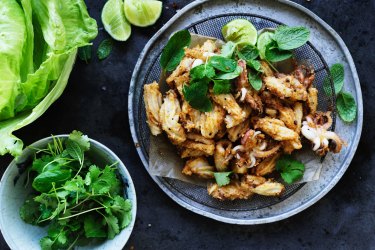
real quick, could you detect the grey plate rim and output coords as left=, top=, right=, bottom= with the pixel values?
left=128, top=0, right=363, bottom=225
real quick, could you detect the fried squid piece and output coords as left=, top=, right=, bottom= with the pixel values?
left=166, top=57, right=194, bottom=88
left=208, top=175, right=285, bottom=200
left=227, top=119, right=250, bottom=142
left=281, top=139, right=302, bottom=154
left=225, top=104, right=251, bottom=128
left=293, top=64, right=315, bottom=89
left=293, top=102, right=303, bottom=134
left=264, top=75, right=308, bottom=101
left=244, top=175, right=285, bottom=196
left=200, top=104, right=226, bottom=138
left=181, top=133, right=215, bottom=156
left=184, top=40, right=217, bottom=60
left=236, top=60, right=263, bottom=113
left=173, top=72, right=190, bottom=97
left=144, top=82, right=163, bottom=135
left=214, top=140, right=233, bottom=172
left=159, top=90, right=186, bottom=145
left=253, top=153, right=281, bottom=176
left=180, top=148, right=206, bottom=159
left=307, top=87, right=318, bottom=114
left=180, top=101, right=202, bottom=132
left=207, top=180, right=254, bottom=200
left=182, top=157, right=215, bottom=179
left=211, top=93, right=246, bottom=128
left=301, top=112, right=345, bottom=156
left=255, top=117, right=299, bottom=141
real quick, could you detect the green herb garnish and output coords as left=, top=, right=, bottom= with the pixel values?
left=78, top=45, right=92, bottom=64
left=276, top=155, right=305, bottom=184
left=336, top=91, right=357, bottom=122
left=214, top=172, right=232, bottom=187
left=323, top=63, right=345, bottom=96
left=19, top=131, right=132, bottom=249
left=273, top=26, right=310, bottom=50
left=160, top=30, right=191, bottom=71
left=248, top=71, right=262, bottom=91
left=208, top=56, right=237, bottom=72
left=97, top=39, right=113, bottom=60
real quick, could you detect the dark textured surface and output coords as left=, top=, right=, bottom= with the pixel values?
left=0, top=0, right=374, bottom=249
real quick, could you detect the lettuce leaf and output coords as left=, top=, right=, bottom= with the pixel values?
left=0, top=0, right=98, bottom=157
left=0, top=50, right=77, bottom=157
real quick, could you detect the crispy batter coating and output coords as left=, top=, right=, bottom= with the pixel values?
left=255, top=118, right=299, bottom=141
left=264, top=75, right=308, bottom=101
left=182, top=157, right=215, bottom=179
left=166, top=57, right=194, bottom=88
left=293, top=102, right=303, bottom=134
left=181, top=133, right=215, bottom=156
left=227, top=119, right=250, bottom=142
left=200, top=104, right=226, bottom=138
left=307, top=87, right=318, bottom=114
left=144, top=82, right=163, bottom=135
left=214, top=140, right=233, bottom=172
left=211, top=93, right=247, bottom=128
left=159, top=90, right=186, bottom=145
left=180, top=101, right=202, bottom=132
left=254, top=153, right=281, bottom=176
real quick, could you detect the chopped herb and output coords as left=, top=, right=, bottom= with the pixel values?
left=214, top=172, right=232, bottom=187
left=276, top=155, right=305, bottom=184
left=97, top=39, right=113, bottom=60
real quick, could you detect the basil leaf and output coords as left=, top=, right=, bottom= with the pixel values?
left=208, top=56, right=237, bottom=73
left=276, top=155, right=305, bottom=184
left=336, top=91, right=357, bottom=122
left=190, top=64, right=215, bottom=80
left=183, top=79, right=213, bottom=112
left=97, top=39, right=112, bottom=60
left=213, top=79, right=232, bottom=94
left=248, top=71, right=262, bottom=91
left=265, top=42, right=293, bottom=62
left=274, top=26, right=310, bottom=50
left=32, top=169, right=72, bottom=192
left=65, top=140, right=83, bottom=164
left=323, top=63, right=345, bottom=96
left=237, top=44, right=259, bottom=61
left=214, top=172, right=232, bottom=187
left=220, top=41, right=236, bottom=58
left=160, top=30, right=191, bottom=71
left=78, top=45, right=92, bottom=64
left=215, top=65, right=242, bottom=80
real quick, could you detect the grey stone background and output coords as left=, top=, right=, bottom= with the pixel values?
left=1, top=0, right=374, bottom=249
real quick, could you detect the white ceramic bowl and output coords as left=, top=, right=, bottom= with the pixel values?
left=0, top=135, right=137, bottom=250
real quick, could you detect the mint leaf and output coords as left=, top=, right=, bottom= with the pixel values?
left=323, top=63, right=345, bottom=96
left=220, top=41, right=236, bottom=58
left=237, top=44, right=259, bottom=61
left=246, top=59, right=262, bottom=72
left=215, top=65, right=242, bottom=80
left=214, top=172, right=232, bottom=187
left=208, top=56, right=237, bottom=73
left=274, top=26, right=310, bottom=50
left=84, top=214, right=107, bottom=238
left=276, top=155, right=305, bottom=184
left=248, top=71, right=262, bottom=91
left=190, top=64, right=215, bottom=80
left=97, top=39, right=112, bottom=60
left=336, top=91, right=357, bottom=122
left=213, top=79, right=232, bottom=94
left=160, top=30, right=191, bottom=71
left=78, top=45, right=92, bottom=64
left=183, top=79, right=213, bottom=112
left=68, top=130, right=90, bottom=151
left=265, top=42, right=293, bottom=62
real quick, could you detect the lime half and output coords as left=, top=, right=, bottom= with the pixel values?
left=124, top=0, right=163, bottom=27
left=102, top=0, right=131, bottom=41
left=222, top=19, right=257, bottom=46
left=257, top=31, right=275, bottom=59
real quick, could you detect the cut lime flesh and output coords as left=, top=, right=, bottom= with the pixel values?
left=102, top=0, right=131, bottom=41
left=222, top=19, right=257, bottom=46
left=124, top=0, right=162, bottom=27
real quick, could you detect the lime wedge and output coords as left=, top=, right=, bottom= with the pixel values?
left=257, top=31, right=275, bottom=59
left=222, top=19, right=257, bottom=46
left=102, top=0, right=131, bottom=41
left=124, top=0, right=163, bottom=27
